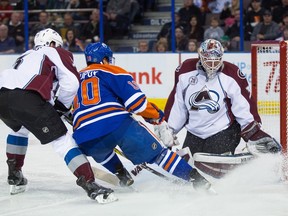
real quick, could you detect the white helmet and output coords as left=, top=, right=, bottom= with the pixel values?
left=198, top=39, right=224, bottom=80
left=34, top=28, right=63, bottom=48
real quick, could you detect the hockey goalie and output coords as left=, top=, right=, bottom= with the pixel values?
left=154, top=39, right=282, bottom=178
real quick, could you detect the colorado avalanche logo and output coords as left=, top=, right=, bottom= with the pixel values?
left=189, top=86, right=220, bottom=113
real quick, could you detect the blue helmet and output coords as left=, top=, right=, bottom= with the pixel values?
left=84, top=42, right=113, bottom=64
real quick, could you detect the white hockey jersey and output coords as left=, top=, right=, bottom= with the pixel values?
left=0, top=46, right=79, bottom=108
left=166, top=58, right=261, bottom=139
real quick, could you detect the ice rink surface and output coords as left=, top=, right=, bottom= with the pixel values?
left=0, top=120, right=288, bottom=216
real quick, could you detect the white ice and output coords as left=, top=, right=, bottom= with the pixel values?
left=0, top=119, right=288, bottom=216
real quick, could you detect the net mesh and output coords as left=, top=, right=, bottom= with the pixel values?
left=253, top=41, right=288, bottom=179
left=254, top=43, right=280, bottom=140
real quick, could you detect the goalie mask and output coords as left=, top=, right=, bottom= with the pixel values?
left=84, top=42, right=114, bottom=65
left=34, top=28, right=63, bottom=48
left=198, top=39, right=224, bottom=80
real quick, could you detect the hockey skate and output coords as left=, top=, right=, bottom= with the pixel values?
left=7, top=159, right=28, bottom=195
left=115, top=167, right=134, bottom=187
left=190, top=169, right=217, bottom=194
left=76, top=176, right=118, bottom=204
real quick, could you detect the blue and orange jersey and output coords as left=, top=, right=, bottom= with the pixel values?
left=72, top=64, right=161, bottom=144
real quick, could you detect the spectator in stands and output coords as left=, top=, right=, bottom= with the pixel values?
left=178, top=0, right=203, bottom=26
left=81, top=9, right=112, bottom=43
left=244, top=0, right=265, bottom=40
left=272, top=0, right=288, bottom=24
left=168, top=26, right=189, bottom=52
left=187, top=15, right=204, bottom=42
left=220, top=35, right=231, bottom=51
left=47, top=0, right=69, bottom=9
left=157, top=12, right=188, bottom=40
left=30, top=11, right=57, bottom=36
left=206, top=0, right=236, bottom=14
left=0, top=0, right=13, bottom=25
left=187, top=39, right=197, bottom=52
left=281, top=27, right=288, bottom=40
left=77, top=0, right=98, bottom=20
left=7, top=12, right=24, bottom=53
left=204, top=15, right=224, bottom=41
left=138, top=0, right=156, bottom=12
left=137, top=40, right=150, bottom=52
left=225, top=9, right=241, bottom=50
left=79, top=0, right=98, bottom=8
left=219, top=0, right=239, bottom=27
left=65, top=0, right=83, bottom=20
left=129, top=0, right=141, bottom=24
left=155, top=39, right=168, bottom=52
left=12, top=0, right=40, bottom=21
left=63, top=28, right=85, bottom=52
left=279, top=12, right=288, bottom=33
left=34, top=0, right=49, bottom=9
left=250, top=9, right=281, bottom=41
left=58, top=12, right=80, bottom=39
left=0, top=24, right=16, bottom=54
left=261, top=0, right=281, bottom=11
left=105, top=0, right=131, bottom=37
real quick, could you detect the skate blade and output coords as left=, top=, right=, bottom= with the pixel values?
left=10, top=185, right=26, bottom=195
left=95, top=193, right=118, bottom=204
left=194, top=183, right=218, bottom=195
left=206, top=185, right=218, bottom=195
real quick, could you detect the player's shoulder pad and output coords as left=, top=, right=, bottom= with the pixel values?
left=81, top=64, right=132, bottom=76
left=53, top=47, right=74, bottom=59
left=177, top=58, right=199, bottom=73
left=221, top=61, right=246, bottom=80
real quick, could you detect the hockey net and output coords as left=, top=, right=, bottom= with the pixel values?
left=251, top=41, right=288, bottom=153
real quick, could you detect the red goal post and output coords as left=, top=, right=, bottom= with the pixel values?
left=251, top=41, right=288, bottom=152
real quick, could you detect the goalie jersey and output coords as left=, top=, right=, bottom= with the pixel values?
left=72, top=64, right=160, bottom=144
left=165, top=58, right=261, bottom=139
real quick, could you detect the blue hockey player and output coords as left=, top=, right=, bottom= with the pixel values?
left=71, top=42, right=213, bottom=191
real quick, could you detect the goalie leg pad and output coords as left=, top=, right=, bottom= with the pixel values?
left=193, top=152, right=254, bottom=178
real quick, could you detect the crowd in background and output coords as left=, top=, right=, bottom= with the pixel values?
left=0, top=0, right=287, bottom=53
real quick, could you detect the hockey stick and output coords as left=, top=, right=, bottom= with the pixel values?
left=113, top=148, right=170, bottom=181
left=91, top=166, right=120, bottom=186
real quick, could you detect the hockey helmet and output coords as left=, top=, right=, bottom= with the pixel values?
left=198, top=39, right=224, bottom=80
left=84, top=42, right=114, bottom=64
left=34, top=28, right=63, bottom=48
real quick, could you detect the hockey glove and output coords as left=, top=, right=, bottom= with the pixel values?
left=63, top=112, right=73, bottom=126
left=143, top=103, right=165, bottom=125
left=154, top=121, right=180, bottom=147
left=241, top=121, right=282, bottom=155
left=54, top=99, right=71, bottom=116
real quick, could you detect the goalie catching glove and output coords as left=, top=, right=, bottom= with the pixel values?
left=241, top=121, right=282, bottom=155
left=154, top=121, right=180, bottom=147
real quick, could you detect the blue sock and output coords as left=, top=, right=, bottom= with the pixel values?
left=155, top=148, right=193, bottom=181
left=96, top=151, right=123, bottom=174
